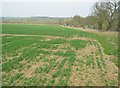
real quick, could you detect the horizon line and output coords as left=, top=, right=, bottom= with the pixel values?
left=1, top=15, right=88, bottom=18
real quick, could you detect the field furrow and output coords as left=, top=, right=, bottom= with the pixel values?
left=2, top=24, right=118, bottom=86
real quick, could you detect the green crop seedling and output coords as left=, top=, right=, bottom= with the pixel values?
left=2, top=24, right=118, bottom=86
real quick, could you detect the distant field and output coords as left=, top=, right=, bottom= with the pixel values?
left=2, top=24, right=118, bottom=86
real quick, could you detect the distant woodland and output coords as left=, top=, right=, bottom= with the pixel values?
left=1, top=0, right=120, bottom=31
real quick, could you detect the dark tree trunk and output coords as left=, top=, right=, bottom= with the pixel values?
left=98, top=22, right=103, bottom=30
left=107, top=21, right=112, bottom=30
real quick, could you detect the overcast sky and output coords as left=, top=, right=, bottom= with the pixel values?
left=1, top=0, right=99, bottom=17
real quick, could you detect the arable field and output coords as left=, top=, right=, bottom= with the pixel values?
left=2, top=24, right=118, bottom=86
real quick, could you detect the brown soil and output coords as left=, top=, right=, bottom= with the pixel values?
left=2, top=33, right=118, bottom=86
left=21, top=61, right=46, bottom=78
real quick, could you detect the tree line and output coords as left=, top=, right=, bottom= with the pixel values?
left=63, top=0, right=119, bottom=31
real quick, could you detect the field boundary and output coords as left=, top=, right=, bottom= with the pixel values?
left=0, top=34, right=63, bottom=38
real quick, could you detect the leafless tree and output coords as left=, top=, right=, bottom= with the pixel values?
left=93, top=0, right=119, bottom=31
